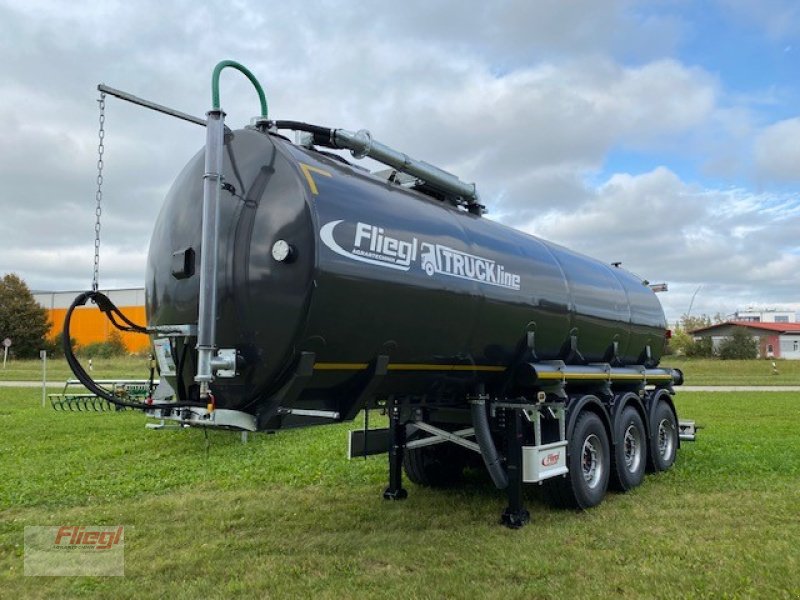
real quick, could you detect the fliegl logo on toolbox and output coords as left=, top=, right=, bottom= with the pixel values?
left=53, top=525, right=124, bottom=551
left=320, top=220, right=521, bottom=290
left=541, top=452, right=561, bottom=467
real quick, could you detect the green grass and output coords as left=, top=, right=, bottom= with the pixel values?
left=1, top=387, right=798, bottom=598
left=665, top=356, right=800, bottom=385
left=5, top=355, right=800, bottom=387
left=0, top=355, right=150, bottom=383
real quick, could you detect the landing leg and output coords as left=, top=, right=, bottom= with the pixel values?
left=383, top=403, right=408, bottom=500
left=501, top=408, right=530, bottom=528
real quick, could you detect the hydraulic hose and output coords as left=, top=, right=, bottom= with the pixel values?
left=272, top=121, right=336, bottom=148
left=62, top=291, right=204, bottom=410
left=471, top=395, right=509, bottom=490
left=211, top=60, right=268, bottom=117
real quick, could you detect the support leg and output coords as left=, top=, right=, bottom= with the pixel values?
left=383, top=403, right=408, bottom=500
left=501, top=408, right=530, bottom=528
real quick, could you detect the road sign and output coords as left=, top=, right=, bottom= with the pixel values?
left=2, top=338, right=10, bottom=348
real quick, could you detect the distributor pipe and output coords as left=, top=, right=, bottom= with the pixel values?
left=272, top=121, right=482, bottom=213
left=470, top=389, right=509, bottom=489
left=332, top=129, right=478, bottom=204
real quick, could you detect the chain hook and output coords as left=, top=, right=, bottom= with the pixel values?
left=92, top=92, right=106, bottom=292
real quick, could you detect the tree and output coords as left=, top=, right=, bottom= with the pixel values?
left=670, top=313, right=723, bottom=357
left=679, top=313, right=712, bottom=333
left=79, top=329, right=127, bottom=358
left=0, top=273, right=50, bottom=358
left=667, top=329, right=694, bottom=355
left=685, top=336, right=714, bottom=358
left=718, top=327, right=759, bottom=360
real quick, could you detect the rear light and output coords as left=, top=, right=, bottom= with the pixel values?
left=666, top=329, right=672, bottom=339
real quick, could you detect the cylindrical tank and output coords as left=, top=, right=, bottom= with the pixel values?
left=146, top=128, right=667, bottom=421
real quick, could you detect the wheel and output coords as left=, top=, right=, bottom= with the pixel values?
left=403, top=443, right=467, bottom=487
left=611, top=406, right=647, bottom=491
left=648, top=400, right=678, bottom=472
left=546, top=411, right=610, bottom=509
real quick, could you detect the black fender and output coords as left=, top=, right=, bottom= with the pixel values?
left=566, top=394, right=612, bottom=443
left=647, top=387, right=680, bottom=449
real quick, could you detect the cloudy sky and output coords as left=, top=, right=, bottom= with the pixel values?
left=1, top=0, right=798, bottom=323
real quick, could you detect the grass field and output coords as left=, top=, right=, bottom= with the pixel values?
left=4, top=354, right=800, bottom=387
left=665, top=356, right=800, bottom=386
left=1, top=387, right=798, bottom=598
left=0, top=356, right=150, bottom=383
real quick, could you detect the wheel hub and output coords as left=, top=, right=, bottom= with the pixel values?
left=582, top=434, right=604, bottom=489
left=623, top=424, right=642, bottom=472
left=657, top=418, right=675, bottom=460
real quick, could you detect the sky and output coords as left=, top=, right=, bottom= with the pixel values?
left=0, top=0, right=798, bottom=324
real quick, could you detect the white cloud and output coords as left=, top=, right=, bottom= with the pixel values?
left=0, top=0, right=796, bottom=325
left=754, top=117, right=800, bottom=182
left=521, top=167, right=800, bottom=320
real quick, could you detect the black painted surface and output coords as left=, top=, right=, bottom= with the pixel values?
left=145, top=128, right=667, bottom=427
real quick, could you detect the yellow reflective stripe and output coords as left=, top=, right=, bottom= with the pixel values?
left=314, top=362, right=506, bottom=372
left=537, top=372, right=671, bottom=381
left=313, top=362, right=673, bottom=381
left=299, top=163, right=332, bottom=195
left=314, top=362, right=369, bottom=371
left=389, top=364, right=506, bottom=372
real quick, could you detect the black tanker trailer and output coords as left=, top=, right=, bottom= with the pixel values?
left=66, top=62, right=686, bottom=527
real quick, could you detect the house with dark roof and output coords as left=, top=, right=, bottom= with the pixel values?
left=692, top=321, right=800, bottom=359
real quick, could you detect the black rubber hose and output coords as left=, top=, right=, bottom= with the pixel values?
left=471, top=396, right=509, bottom=489
left=62, top=291, right=204, bottom=410
left=271, top=120, right=337, bottom=148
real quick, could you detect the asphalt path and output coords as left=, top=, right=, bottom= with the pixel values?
left=0, top=381, right=63, bottom=388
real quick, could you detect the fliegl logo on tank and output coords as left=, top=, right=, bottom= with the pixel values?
left=320, top=220, right=521, bottom=291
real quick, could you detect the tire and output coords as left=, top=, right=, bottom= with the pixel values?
left=611, top=405, right=647, bottom=491
left=403, top=443, right=467, bottom=487
left=648, top=401, right=678, bottom=472
left=546, top=411, right=610, bottom=509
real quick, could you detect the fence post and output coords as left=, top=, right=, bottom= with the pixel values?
left=40, top=350, right=47, bottom=408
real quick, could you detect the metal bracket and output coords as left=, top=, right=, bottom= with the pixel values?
left=213, top=349, right=237, bottom=378
left=256, top=352, right=316, bottom=429
left=341, top=354, right=390, bottom=421
left=407, top=423, right=480, bottom=453
left=148, top=324, right=198, bottom=337
left=679, top=419, right=698, bottom=441
left=145, top=407, right=258, bottom=431
left=491, top=401, right=566, bottom=446
left=278, top=407, right=340, bottom=420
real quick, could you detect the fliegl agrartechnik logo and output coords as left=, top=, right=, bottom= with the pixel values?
left=24, top=525, right=126, bottom=576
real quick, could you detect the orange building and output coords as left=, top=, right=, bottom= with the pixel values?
left=34, top=288, right=150, bottom=353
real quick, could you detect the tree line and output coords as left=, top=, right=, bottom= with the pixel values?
left=0, top=273, right=127, bottom=359
left=667, top=314, right=759, bottom=360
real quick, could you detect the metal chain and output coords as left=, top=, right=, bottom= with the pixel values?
left=92, top=92, right=106, bottom=292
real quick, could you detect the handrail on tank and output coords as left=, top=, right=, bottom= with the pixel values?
left=196, top=60, right=268, bottom=400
